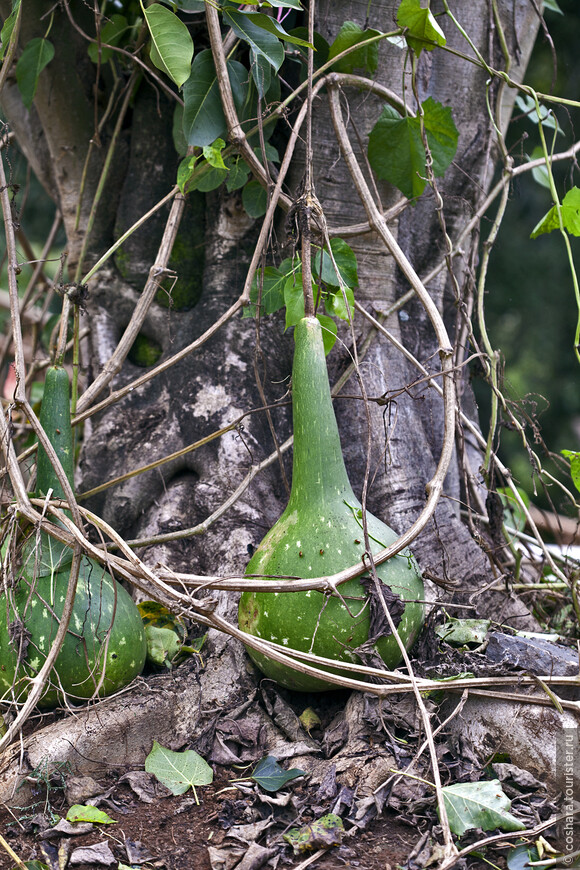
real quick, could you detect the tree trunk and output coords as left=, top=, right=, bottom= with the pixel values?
left=0, top=0, right=542, bottom=798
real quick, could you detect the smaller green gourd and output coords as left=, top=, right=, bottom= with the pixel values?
left=0, top=366, right=146, bottom=709
left=239, top=317, right=424, bottom=691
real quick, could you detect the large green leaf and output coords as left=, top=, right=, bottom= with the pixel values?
left=223, top=9, right=285, bottom=77
left=421, top=97, right=458, bottom=175
left=182, top=50, right=248, bottom=147
left=88, top=14, right=128, bottom=64
left=328, top=21, right=381, bottom=74
left=15, top=37, right=55, bottom=109
left=244, top=260, right=297, bottom=318
left=441, top=780, right=526, bottom=837
left=142, top=2, right=193, bottom=88
left=226, top=157, right=251, bottom=192
left=368, top=98, right=457, bottom=200
left=396, top=0, right=446, bottom=54
left=368, top=105, right=425, bottom=199
left=531, top=187, right=580, bottom=238
left=145, top=740, right=213, bottom=799
left=236, top=11, right=312, bottom=49
left=0, top=0, right=21, bottom=63
left=242, top=179, right=267, bottom=218
left=314, top=238, right=359, bottom=288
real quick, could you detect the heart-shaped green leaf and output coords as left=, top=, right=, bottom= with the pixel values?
left=145, top=741, right=213, bottom=797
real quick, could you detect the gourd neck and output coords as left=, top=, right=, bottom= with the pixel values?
left=288, top=317, right=354, bottom=508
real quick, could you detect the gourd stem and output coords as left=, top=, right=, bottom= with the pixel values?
left=288, top=318, right=353, bottom=506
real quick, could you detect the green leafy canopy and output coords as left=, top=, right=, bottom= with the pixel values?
left=368, top=97, right=458, bottom=200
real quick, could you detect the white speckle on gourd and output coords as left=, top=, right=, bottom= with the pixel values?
left=119, top=637, right=126, bottom=645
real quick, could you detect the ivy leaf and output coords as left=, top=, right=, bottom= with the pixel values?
left=368, top=98, right=457, bottom=200
left=0, top=0, right=21, bottom=63
left=142, top=2, right=193, bottom=88
left=250, top=755, right=305, bottom=792
left=145, top=741, right=213, bottom=798
left=368, top=106, right=424, bottom=199
left=203, top=138, right=227, bottom=170
left=188, top=164, right=228, bottom=192
left=396, top=0, right=446, bottom=55
left=222, top=7, right=284, bottom=80
left=244, top=260, right=296, bottom=318
left=226, top=157, right=251, bottom=192
left=314, top=238, right=359, bottom=288
left=542, top=0, right=563, bottom=13
left=242, top=179, right=268, bottom=218
left=66, top=805, right=117, bottom=825
left=531, top=187, right=580, bottom=238
left=440, top=780, right=526, bottom=837
left=328, top=21, right=381, bottom=75
left=421, top=97, right=458, bottom=175
left=88, top=14, right=128, bottom=64
left=182, top=50, right=248, bottom=147
left=15, top=37, right=55, bottom=109
left=562, top=449, right=580, bottom=494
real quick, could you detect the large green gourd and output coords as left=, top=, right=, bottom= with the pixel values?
left=238, top=317, right=424, bottom=691
left=0, top=367, right=146, bottom=709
